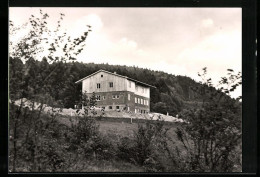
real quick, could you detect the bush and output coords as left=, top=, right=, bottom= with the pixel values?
left=65, top=92, right=115, bottom=160
left=117, top=137, right=137, bottom=162
left=174, top=68, right=242, bottom=172
left=117, top=117, right=174, bottom=171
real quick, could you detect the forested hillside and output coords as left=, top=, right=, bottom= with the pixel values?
left=9, top=57, right=231, bottom=116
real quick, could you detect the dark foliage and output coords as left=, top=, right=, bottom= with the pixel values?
left=175, top=68, right=242, bottom=172
left=10, top=57, right=214, bottom=115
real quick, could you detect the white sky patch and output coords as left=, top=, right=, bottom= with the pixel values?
left=67, top=14, right=103, bottom=39
left=78, top=36, right=158, bottom=68
left=201, top=18, right=214, bottom=28
left=176, top=30, right=241, bottom=77
left=119, top=37, right=138, bottom=49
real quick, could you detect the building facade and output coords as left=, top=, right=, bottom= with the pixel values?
left=75, top=70, right=155, bottom=113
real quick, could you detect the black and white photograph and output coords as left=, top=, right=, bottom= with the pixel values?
left=8, top=7, right=244, bottom=173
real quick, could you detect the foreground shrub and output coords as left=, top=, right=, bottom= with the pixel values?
left=176, top=102, right=241, bottom=172
left=66, top=92, right=116, bottom=160
left=117, top=116, right=178, bottom=172
left=174, top=68, right=242, bottom=172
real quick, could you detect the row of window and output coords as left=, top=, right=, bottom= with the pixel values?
left=97, top=82, right=113, bottom=89
left=97, top=81, right=146, bottom=94
left=135, top=109, right=148, bottom=114
left=135, top=97, right=149, bottom=106
left=96, top=95, right=120, bottom=101
left=108, top=105, right=119, bottom=109
left=89, top=94, right=147, bottom=105
left=112, top=95, right=120, bottom=99
left=107, top=105, right=130, bottom=111
left=100, top=106, right=146, bottom=113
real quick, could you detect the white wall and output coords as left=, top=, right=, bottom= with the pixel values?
left=134, top=84, right=150, bottom=98
left=125, top=79, right=150, bottom=98
left=82, top=71, right=127, bottom=93
left=81, top=71, right=150, bottom=99
left=125, top=80, right=136, bottom=93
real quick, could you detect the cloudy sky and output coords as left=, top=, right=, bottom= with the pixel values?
left=10, top=7, right=242, bottom=98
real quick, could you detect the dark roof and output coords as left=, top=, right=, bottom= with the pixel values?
left=75, top=69, right=156, bottom=88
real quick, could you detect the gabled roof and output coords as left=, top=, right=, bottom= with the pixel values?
left=75, top=69, right=156, bottom=88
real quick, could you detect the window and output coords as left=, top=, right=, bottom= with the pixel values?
left=127, top=107, right=130, bottom=111
left=135, top=97, right=137, bottom=103
left=112, top=95, right=119, bottom=99
left=135, top=109, right=137, bottom=113
left=109, top=106, right=112, bottom=109
left=142, top=88, right=144, bottom=93
left=141, top=99, right=143, bottom=105
left=129, top=81, right=131, bottom=88
left=97, top=83, right=101, bottom=89
left=135, top=86, right=138, bottom=91
left=101, top=74, right=103, bottom=77
left=109, top=82, right=113, bottom=87
left=96, top=95, right=101, bottom=101
left=128, top=94, right=130, bottom=100
left=137, top=98, right=140, bottom=104
left=103, top=96, right=106, bottom=100
left=116, top=106, right=120, bottom=109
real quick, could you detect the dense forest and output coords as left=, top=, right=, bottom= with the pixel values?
left=9, top=57, right=225, bottom=116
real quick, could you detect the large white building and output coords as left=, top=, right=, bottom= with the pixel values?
left=75, top=69, right=155, bottom=113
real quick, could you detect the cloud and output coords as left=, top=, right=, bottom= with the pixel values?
left=176, top=30, right=241, bottom=70
left=83, top=14, right=103, bottom=31
left=70, top=14, right=153, bottom=65
left=119, top=37, right=138, bottom=49
left=172, top=29, right=241, bottom=98
left=67, top=14, right=103, bottom=39
left=201, top=18, right=214, bottom=28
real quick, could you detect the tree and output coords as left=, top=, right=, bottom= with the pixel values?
left=176, top=68, right=242, bottom=172
left=9, top=9, right=91, bottom=172
left=9, top=57, right=24, bottom=101
left=9, top=9, right=91, bottom=100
